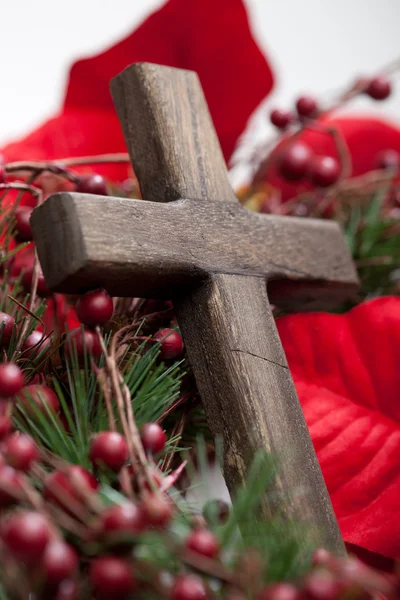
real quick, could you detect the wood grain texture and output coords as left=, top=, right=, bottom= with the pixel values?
left=31, top=194, right=358, bottom=301
left=174, top=274, right=345, bottom=554
left=110, top=63, right=236, bottom=204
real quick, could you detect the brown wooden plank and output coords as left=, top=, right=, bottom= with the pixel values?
left=31, top=193, right=358, bottom=300
left=175, top=273, right=346, bottom=554
left=110, top=63, right=237, bottom=204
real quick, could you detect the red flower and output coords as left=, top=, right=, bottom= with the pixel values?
left=277, top=296, right=400, bottom=558
left=1, top=0, right=273, bottom=173
left=267, top=114, right=400, bottom=201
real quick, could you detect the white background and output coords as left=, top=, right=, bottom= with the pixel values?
left=0, top=0, right=399, bottom=151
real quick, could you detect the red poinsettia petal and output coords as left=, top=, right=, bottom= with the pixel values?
left=267, top=115, right=400, bottom=201
left=277, top=296, right=400, bottom=558
left=2, top=0, right=273, bottom=169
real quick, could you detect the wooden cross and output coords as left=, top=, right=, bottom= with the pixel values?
left=31, top=63, right=358, bottom=556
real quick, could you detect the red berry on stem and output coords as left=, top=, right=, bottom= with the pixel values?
left=17, top=384, right=60, bottom=414
left=22, top=265, right=51, bottom=297
left=65, top=328, right=103, bottom=364
left=3, top=433, right=38, bottom=471
left=185, top=528, right=220, bottom=558
left=89, top=556, right=135, bottom=599
left=296, top=95, right=318, bottom=118
left=171, top=574, right=209, bottom=600
left=42, top=540, right=78, bottom=584
left=0, top=363, right=24, bottom=398
left=365, top=76, right=392, bottom=100
left=77, top=174, right=108, bottom=196
left=259, top=583, right=302, bottom=600
left=22, top=330, right=51, bottom=359
left=2, top=511, right=52, bottom=564
left=154, top=328, right=184, bottom=360
left=278, top=142, right=313, bottom=182
left=0, top=312, right=15, bottom=346
left=76, top=289, right=114, bottom=328
left=142, top=493, right=172, bottom=527
left=303, top=569, right=344, bottom=600
left=15, top=206, right=33, bottom=242
left=312, top=548, right=334, bottom=567
left=140, top=423, right=166, bottom=454
left=90, top=431, right=128, bottom=472
left=0, top=465, right=24, bottom=507
left=100, top=502, right=148, bottom=535
left=44, top=465, right=98, bottom=507
left=375, top=149, right=400, bottom=172
left=309, top=156, right=341, bottom=187
left=270, top=109, right=294, bottom=130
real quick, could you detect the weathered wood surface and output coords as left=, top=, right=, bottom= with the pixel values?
left=32, top=63, right=359, bottom=555
left=31, top=194, right=356, bottom=299
left=110, top=63, right=236, bottom=204
left=174, top=274, right=344, bottom=551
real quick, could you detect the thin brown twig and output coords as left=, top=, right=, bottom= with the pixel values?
left=59, top=153, right=131, bottom=167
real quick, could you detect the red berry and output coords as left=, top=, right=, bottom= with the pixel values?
left=15, top=206, right=33, bottom=242
left=76, top=174, right=108, bottom=196
left=42, top=540, right=78, bottom=584
left=375, top=149, right=400, bottom=172
left=3, top=433, right=38, bottom=471
left=259, top=583, right=302, bottom=600
left=89, top=556, right=135, bottom=599
left=312, top=548, right=335, bottom=567
left=0, top=465, right=24, bottom=507
left=303, top=569, right=344, bottom=600
left=0, top=164, right=5, bottom=185
left=365, top=76, right=392, bottom=100
left=0, top=415, right=13, bottom=440
left=2, top=511, right=52, bottom=564
left=0, top=312, right=15, bottom=346
left=22, top=330, right=51, bottom=360
left=54, top=580, right=79, bottom=600
left=90, top=431, right=128, bottom=472
left=154, top=328, right=184, bottom=360
left=278, top=142, right=313, bottom=182
left=309, top=156, right=341, bottom=187
left=171, top=574, right=209, bottom=600
left=44, top=465, right=98, bottom=508
left=295, top=95, right=318, bottom=118
left=140, top=423, right=166, bottom=454
left=270, top=109, right=295, bottom=130
left=142, top=493, right=173, bottom=527
left=0, top=363, right=24, bottom=398
left=22, top=264, right=51, bottom=297
left=64, top=328, right=103, bottom=364
left=100, top=502, right=148, bottom=535
left=76, top=289, right=114, bottom=328
left=17, top=384, right=60, bottom=415
left=185, top=528, right=219, bottom=558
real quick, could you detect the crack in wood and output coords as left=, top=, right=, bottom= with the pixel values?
left=231, top=348, right=288, bottom=370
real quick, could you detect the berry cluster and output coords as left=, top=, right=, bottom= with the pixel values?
left=267, top=74, right=397, bottom=192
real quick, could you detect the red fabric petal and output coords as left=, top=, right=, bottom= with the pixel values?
left=2, top=0, right=273, bottom=168
left=267, top=115, right=400, bottom=201
left=277, top=297, right=400, bottom=558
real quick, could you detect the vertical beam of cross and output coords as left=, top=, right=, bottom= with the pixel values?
left=110, top=63, right=346, bottom=555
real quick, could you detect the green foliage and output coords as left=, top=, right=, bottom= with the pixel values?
left=14, top=334, right=185, bottom=469
left=345, top=188, right=400, bottom=300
